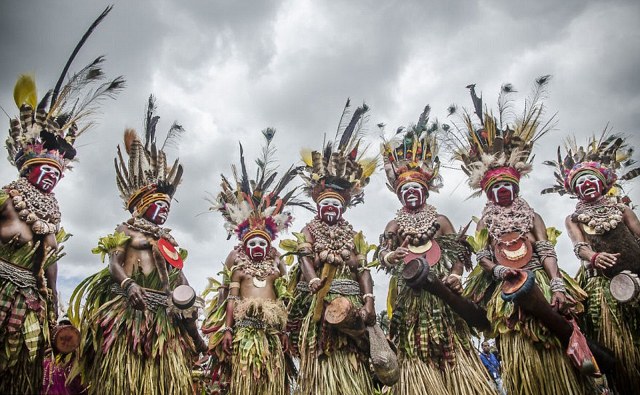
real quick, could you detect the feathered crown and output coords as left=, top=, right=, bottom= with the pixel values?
left=115, top=95, right=184, bottom=215
left=445, top=76, right=556, bottom=197
left=299, top=99, right=378, bottom=207
left=211, top=128, right=313, bottom=242
left=541, top=128, right=639, bottom=197
left=381, top=105, right=443, bottom=193
left=6, top=6, right=124, bottom=176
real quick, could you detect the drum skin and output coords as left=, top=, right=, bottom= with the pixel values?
left=53, top=325, right=81, bottom=354
left=172, top=284, right=196, bottom=309
left=609, top=271, right=640, bottom=303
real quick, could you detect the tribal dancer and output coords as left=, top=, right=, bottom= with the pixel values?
left=0, top=7, right=123, bottom=393
left=451, top=77, right=596, bottom=394
left=286, top=101, right=379, bottom=395
left=542, top=131, right=640, bottom=392
left=206, top=128, right=310, bottom=395
left=69, top=96, right=206, bottom=395
left=377, top=106, right=494, bottom=395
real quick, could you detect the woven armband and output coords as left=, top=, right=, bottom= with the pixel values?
left=534, top=240, right=557, bottom=262
left=572, top=242, right=590, bottom=260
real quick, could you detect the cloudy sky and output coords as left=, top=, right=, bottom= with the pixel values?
left=1, top=0, right=639, bottom=313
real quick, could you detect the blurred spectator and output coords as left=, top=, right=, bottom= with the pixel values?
left=480, top=341, right=506, bottom=395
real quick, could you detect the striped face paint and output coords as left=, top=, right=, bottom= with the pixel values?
left=487, top=181, right=517, bottom=206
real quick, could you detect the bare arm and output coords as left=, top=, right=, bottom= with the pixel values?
left=532, top=213, right=561, bottom=280
left=379, top=220, right=408, bottom=267
left=222, top=270, right=241, bottom=355
left=216, top=251, right=237, bottom=308
left=476, top=219, right=496, bottom=273
left=45, top=261, right=58, bottom=320
left=108, top=226, right=146, bottom=310
left=299, top=227, right=320, bottom=285
left=177, top=270, right=207, bottom=352
left=356, top=268, right=376, bottom=325
left=623, top=206, right=640, bottom=238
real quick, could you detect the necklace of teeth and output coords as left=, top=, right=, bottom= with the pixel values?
left=4, top=178, right=60, bottom=235
left=125, top=217, right=177, bottom=245
left=234, top=248, right=279, bottom=287
left=574, top=197, right=624, bottom=234
left=394, top=204, right=438, bottom=245
left=482, top=197, right=534, bottom=241
left=307, top=217, right=354, bottom=267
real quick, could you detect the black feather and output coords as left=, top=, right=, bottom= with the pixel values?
left=338, top=103, right=369, bottom=151
left=51, top=5, right=113, bottom=108
left=238, top=143, right=251, bottom=195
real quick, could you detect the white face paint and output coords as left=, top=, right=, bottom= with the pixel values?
left=28, top=164, right=61, bottom=192
left=146, top=200, right=170, bottom=224
left=399, top=181, right=426, bottom=208
left=489, top=181, right=516, bottom=206
left=317, top=197, right=344, bottom=225
left=245, top=235, right=270, bottom=261
left=574, top=173, right=603, bottom=201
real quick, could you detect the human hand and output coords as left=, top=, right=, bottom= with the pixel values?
left=592, top=252, right=619, bottom=269
left=222, top=331, right=233, bottom=355
left=309, top=277, right=327, bottom=294
left=444, top=274, right=463, bottom=294
left=280, top=332, right=290, bottom=353
left=550, top=291, right=568, bottom=314
left=126, top=282, right=147, bottom=310
left=387, top=247, right=410, bottom=265
left=359, top=301, right=376, bottom=326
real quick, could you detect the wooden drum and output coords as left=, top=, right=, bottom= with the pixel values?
left=52, top=324, right=81, bottom=354
left=609, top=270, right=640, bottom=304
left=172, top=285, right=196, bottom=309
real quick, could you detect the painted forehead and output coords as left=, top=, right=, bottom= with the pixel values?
left=318, top=197, right=343, bottom=206
left=400, top=181, right=423, bottom=190
left=246, top=235, right=269, bottom=244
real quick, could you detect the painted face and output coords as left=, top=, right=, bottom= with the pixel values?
left=26, top=164, right=61, bottom=192
left=398, top=181, right=427, bottom=209
left=574, top=173, right=604, bottom=202
left=487, top=181, right=517, bottom=206
left=317, top=197, right=344, bottom=225
left=244, top=235, right=270, bottom=261
left=144, top=200, right=170, bottom=225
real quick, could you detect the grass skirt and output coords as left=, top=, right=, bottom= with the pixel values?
left=465, top=267, right=595, bottom=395
left=577, top=268, right=640, bottom=392
left=388, top=272, right=494, bottom=394
left=229, top=298, right=287, bottom=395
left=71, top=268, right=195, bottom=395
left=295, top=283, right=375, bottom=395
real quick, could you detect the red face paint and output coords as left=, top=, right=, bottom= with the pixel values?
left=574, top=173, right=604, bottom=202
left=487, top=181, right=517, bottom=206
left=26, top=164, right=61, bottom=193
left=244, top=235, right=270, bottom=261
left=144, top=200, right=170, bottom=225
left=398, top=181, right=427, bottom=210
left=317, top=197, right=343, bottom=225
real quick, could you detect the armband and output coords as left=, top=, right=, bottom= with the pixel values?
left=362, top=293, right=375, bottom=301
left=572, top=242, right=590, bottom=260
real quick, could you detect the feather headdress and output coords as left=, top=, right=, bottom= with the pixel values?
left=115, top=95, right=184, bottom=215
left=381, top=105, right=443, bottom=193
left=211, top=128, right=313, bottom=242
left=445, top=76, right=556, bottom=197
left=541, top=127, right=639, bottom=198
left=6, top=6, right=124, bottom=176
left=299, top=99, right=378, bottom=207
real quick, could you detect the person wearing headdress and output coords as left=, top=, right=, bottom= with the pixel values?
left=376, top=106, right=494, bottom=395
left=0, top=7, right=123, bottom=393
left=449, top=77, right=597, bottom=394
left=203, top=128, right=311, bottom=395
left=284, top=100, right=380, bottom=395
left=68, top=96, right=206, bottom=395
left=542, top=131, right=640, bottom=392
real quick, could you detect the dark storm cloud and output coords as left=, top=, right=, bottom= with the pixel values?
left=1, top=0, right=639, bottom=311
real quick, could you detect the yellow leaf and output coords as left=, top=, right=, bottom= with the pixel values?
left=13, top=74, right=37, bottom=109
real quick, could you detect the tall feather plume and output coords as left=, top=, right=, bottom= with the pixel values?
left=338, top=103, right=369, bottom=152
left=51, top=5, right=113, bottom=107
